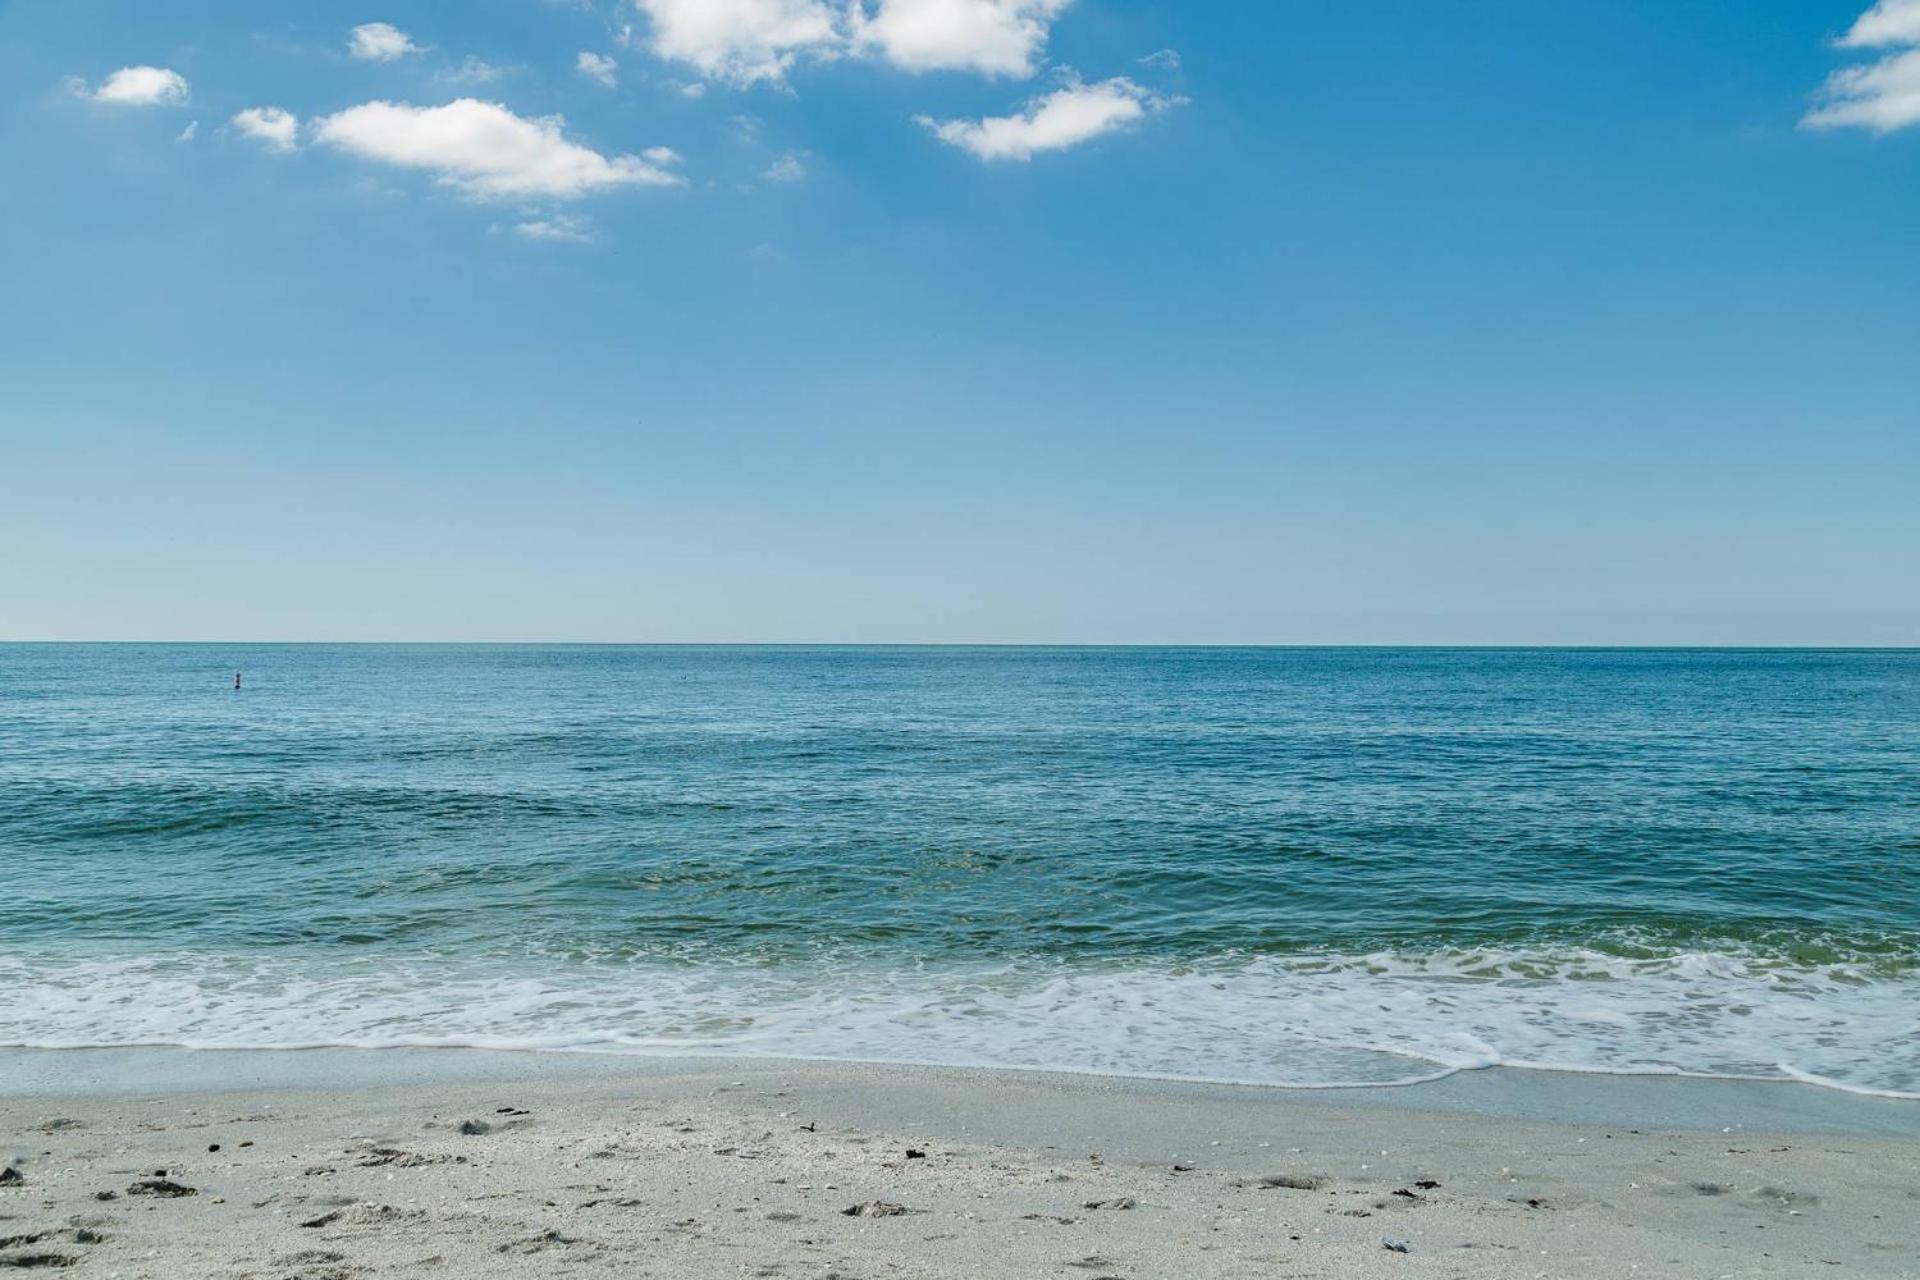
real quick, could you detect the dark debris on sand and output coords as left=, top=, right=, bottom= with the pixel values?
left=127, top=1179, right=196, bottom=1198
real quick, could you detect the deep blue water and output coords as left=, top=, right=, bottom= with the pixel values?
left=3, top=645, right=1916, bottom=1093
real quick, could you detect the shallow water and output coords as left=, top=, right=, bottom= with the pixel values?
left=3, top=645, right=1916, bottom=1095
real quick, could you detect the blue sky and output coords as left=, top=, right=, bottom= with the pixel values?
left=2, top=0, right=1916, bottom=644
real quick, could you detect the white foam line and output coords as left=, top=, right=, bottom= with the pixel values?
left=0, top=1035, right=1468, bottom=1088
left=6, top=1036, right=1918, bottom=1100
left=1777, top=1063, right=1920, bottom=1101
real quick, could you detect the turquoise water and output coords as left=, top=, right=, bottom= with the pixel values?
left=3, top=645, right=1916, bottom=1094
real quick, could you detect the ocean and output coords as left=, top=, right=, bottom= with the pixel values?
left=2, top=645, right=1915, bottom=1097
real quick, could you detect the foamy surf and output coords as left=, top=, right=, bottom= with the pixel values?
left=3, top=946, right=1914, bottom=1099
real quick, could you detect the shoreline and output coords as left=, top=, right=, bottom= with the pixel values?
left=4, top=1046, right=1918, bottom=1136
left=3, top=1051, right=1916, bottom=1277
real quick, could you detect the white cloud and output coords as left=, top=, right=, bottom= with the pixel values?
left=311, top=98, right=685, bottom=198
left=633, top=0, right=843, bottom=86
left=91, top=66, right=190, bottom=107
left=763, top=148, right=808, bottom=181
left=852, top=0, right=1068, bottom=77
left=349, top=22, right=423, bottom=62
left=578, top=50, right=620, bottom=87
left=176, top=121, right=199, bottom=143
left=516, top=214, right=594, bottom=243
left=915, top=75, right=1176, bottom=161
left=1806, top=2, right=1920, bottom=132
left=632, top=0, right=1073, bottom=84
left=1138, top=48, right=1181, bottom=72
left=1837, top=0, right=1920, bottom=47
left=233, top=107, right=300, bottom=152
left=1805, top=47, right=1920, bottom=130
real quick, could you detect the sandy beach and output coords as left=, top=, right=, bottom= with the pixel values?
left=3, top=1051, right=1915, bottom=1278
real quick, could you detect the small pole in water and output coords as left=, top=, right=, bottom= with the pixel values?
left=234, top=671, right=242, bottom=691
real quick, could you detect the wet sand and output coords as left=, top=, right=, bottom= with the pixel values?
left=2, top=1052, right=1916, bottom=1278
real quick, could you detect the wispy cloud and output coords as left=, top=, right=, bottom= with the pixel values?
left=578, top=51, right=619, bottom=88
left=516, top=214, right=594, bottom=243
left=310, top=99, right=684, bottom=199
left=438, top=57, right=508, bottom=87
left=89, top=66, right=190, bottom=107
left=1806, top=0, right=1920, bottom=132
left=916, top=75, right=1178, bottom=161
left=763, top=149, right=808, bottom=181
left=232, top=106, right=300, bottom=153
left=349, top=22, right=423, bottom=63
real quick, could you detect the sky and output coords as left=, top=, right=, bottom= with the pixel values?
left=2, top=0, right=1916, bottom=645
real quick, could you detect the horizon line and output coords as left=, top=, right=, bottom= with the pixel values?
left=2, top=640, right=1916, bottom=652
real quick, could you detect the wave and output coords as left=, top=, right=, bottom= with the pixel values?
left=2, top=946, right=1916, bottom=1099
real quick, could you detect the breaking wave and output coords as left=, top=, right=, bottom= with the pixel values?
left=4, top=945, right=1915, bottom=1098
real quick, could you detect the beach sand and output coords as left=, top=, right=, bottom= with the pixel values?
left=2, top=1052, right=1915, bottom=1278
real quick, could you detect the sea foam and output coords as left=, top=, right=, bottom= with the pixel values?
left=3, top=946, right=1915, bottom=1098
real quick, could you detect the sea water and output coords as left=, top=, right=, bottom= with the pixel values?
left=2, top=645, right=1915, bottom=1096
